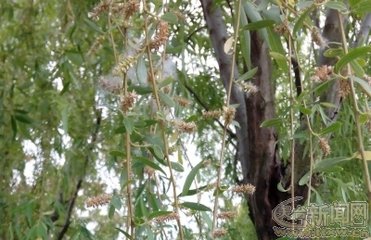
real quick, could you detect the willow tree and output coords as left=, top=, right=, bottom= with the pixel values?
left=0, top=0, right=370, bottom=239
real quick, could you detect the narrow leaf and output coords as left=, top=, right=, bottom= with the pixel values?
left=334, top=46, right=371, bottom=73
left=351, top=76, right=371, bottom=97
left=161, top=12, right=178, bottom=24
left=181, top=202, right=211, bottom=211
left=242, top=19, right=275, bottom=31
left=147, top=210, right=172, bottom=221
left=237, top=67, right=258, bottom=82
left=260, top=118, right=282, bottom=128
left=320, top=122, right=342, bottom=135
left=134, top=156, right=166, bottom=175
left=115, top=228, right=133, bottom=240
left=182, top=161, right=205, bottom=195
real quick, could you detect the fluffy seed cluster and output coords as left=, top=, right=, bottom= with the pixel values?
left=232, top=183, right=256, bottom=195
left=174, top=97, right=190, bottom=107
left=311, top=65, right=333, bottom=82
left=150, top=21, right=169, bottom=50
left=144, top=166, right=155, bottom=178
left=339, top=80, right=351, bottom=98
left=115, top=56, right=137, bottom=74
left=86, top=194, right=111, bottom=208
left=239, top=82, right=259, bottom=95
left=99, top=75, right=122, bottom=94
left=223, top=106, right=236, bottom=126
left=173, top=120, right=197, bottom=133
left=122, top=0, right=139, bottom=19
left=319, top=138, right=331, bottom=156
left=89, top=0, right=110, bottom=20
left=217, top=211, right=236, bottom=220
left=311, top=27, right=327, bottom=48
left=212, top=228, right=227, bottom=238
left=121, top=91, right=138, bottom=112
left=202, top=110, right=222, bottom=119
left=153, top=212, right=179, bottom=223
left=274, top=20, right=289, bottom=35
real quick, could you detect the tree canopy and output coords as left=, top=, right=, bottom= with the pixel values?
left=1, top=0, right=370, bottom=239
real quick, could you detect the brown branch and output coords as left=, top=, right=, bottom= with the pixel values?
left=200, top=0, right=250, bottom=181
left=56, top=109, right=102, bottom=240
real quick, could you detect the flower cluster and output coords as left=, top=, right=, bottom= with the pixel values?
left=173, top=120, right=197, bottom=133
left=232, top=183, right=256, bottom=195
left=238, top=82, right=259, bottom=95
left=319, top=138, right=331, bottom=157
left=202, top=110, right=222, bottom=119
left=217, top=211, right=236, bottom=220
left=86, top=194, right=111, bottom=208
left=150, top=21, right=169, bottom=50
left=121, top=91, right=138, bottom=112
left=89, top=0, right=111, bottom=20
left=311, top=65, right=333, bottom=82
left=153, top=212, right=179, bottom=223
left=223, top=106, right=236, bottom=126
left=114, top=56, right=137, bottom=74
left=212, top=228, right=227, bottom=238
left=174, top=96, right=190, bottom=107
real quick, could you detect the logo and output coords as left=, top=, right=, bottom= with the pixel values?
left=272, top=197, right=369, bottom=238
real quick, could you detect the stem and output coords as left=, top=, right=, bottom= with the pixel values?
left=142, top=1, right=184, bottom=239
left=212, top=0, right=242, bottom=236
left=337, top=12, right=371, bottom=203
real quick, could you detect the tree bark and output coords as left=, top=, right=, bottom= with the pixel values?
left=200, top=1, right=364, bottom=239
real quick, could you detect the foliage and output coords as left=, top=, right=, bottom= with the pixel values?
left=0, top=0, right=370, bottom=239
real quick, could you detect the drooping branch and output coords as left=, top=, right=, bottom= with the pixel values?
left=200, top=0, right=250, bottom=180
left=56, top=109, right=102, bottom=240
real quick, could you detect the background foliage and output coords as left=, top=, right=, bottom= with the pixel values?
left=0, top=0, right=370, bottom=239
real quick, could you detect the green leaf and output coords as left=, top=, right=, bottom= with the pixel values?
left=270, top=52, right=288, bottom=73
left=14, top=113, right=33, bottom=124
left=115, top=228, right=133, bottom=240
left=83, top=17, right=104, bottom=33
left=182, top=161, right=205, bottom=196
left=299, top=157, right=353, bottom=185
left=351, top=76, right=371, bottom=97
left=293, top=6, right=313, bottom=36
left=277, top=181, right=290, bottom=192
left=351, top=0, right=371, bottom=14
left=179, top=185, right=209, bottom=197
left=323, top=48, right=343, bottom=58
left=11, top=115, right=17, bottom=140
left=298, top=106, right=312, bottom=115
left=123, top=117, right=134, bottom=134
left=334, top=46, right=371, bottom=73
left=147, top=210, right=173, bottom=221
left=161, top=12, right=178, bottom=24
left=134, top=156, right=166, bottom=175
left=159, top=92, right=175, bottom=107
left=240, top=7, right=251, bottom=68
left=350, top=60, right=365, bottom=77
left=325, top=1, right=348, bottom=12
left=180, top=202, right=211, bottom=211
left=109, top=150, right=126, bottom=157
left=170, top=161, right=184, bottom=172
left=320, top=122, right=342, bottom=135
left=136, top=57, right=147, bottom=85
left=237, top=67, right=258, bottom=82
left=129, top=85, right=152, bottom=95
left=260, top=118, right=282, bottom=128
left=111, top=194, right=122, bottom=210
left=242, top=19, right=275, bottom=31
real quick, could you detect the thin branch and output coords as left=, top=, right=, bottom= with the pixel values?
left=56, top=109, right=102, bottom=240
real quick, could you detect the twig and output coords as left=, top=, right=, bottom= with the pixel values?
left=56, top=109, right=102, bottom=240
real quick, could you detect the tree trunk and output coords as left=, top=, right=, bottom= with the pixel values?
left=199, top=1, right=347, bottom=240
